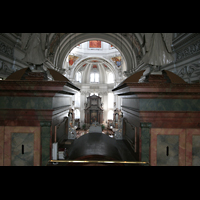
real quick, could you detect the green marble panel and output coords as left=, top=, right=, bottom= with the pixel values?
left=192, top=135, right=200, bottom=166
left=139, top=99, right=200, bottom=111
left=40, top=122, right=51, bottom=166
left=140, top=123, right=151, bottom=165
left=0, top=96, right=52, bottom=110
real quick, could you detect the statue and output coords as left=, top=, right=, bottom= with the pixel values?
left=139, top=33, right=174, bottom=82
left=141, top=33, right=174, bottom=75
left=21, top=33, right=49, bottom=71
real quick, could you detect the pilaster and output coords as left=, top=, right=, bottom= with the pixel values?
left=140, top=122, right=152, bottom=165
left=40, top=121, right=51, bottom=166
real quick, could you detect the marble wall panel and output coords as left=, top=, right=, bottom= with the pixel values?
left=0, top=126, right=4, bottom=166
left=157, top=135, right=179, bottom=166
left=139, top=99, right=200, bottom=111
left=40, top=123, right=51, bottom=166
left=150, top=128, right=186, bottom=166
left=3, top=126, right=40, bottom=166
left=140, top=123, right=151, bottom=164
left=11, top=133, right=34, bottom=166
left=0, top=96, right=52, bottom=110
left=186, top=129, right=200, bottom=166
left=192, top=135, right=200, bottom=166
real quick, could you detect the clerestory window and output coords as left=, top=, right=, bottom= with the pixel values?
left=90, top=72, right=99, bottom=83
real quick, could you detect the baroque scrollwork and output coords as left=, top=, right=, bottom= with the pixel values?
left=177, top=63, right=200, bottom=83
left=0, top=60, right=15, bottom=74
left=176, top=40, right=200, bottom=61
left=0, top=41, right=13, bottom=57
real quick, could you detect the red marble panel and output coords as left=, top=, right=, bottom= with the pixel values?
left=185, top=129, right=200, bottom=166
left=4, top=126, right=41, bottom=166
left=150, top=128, right=186, bottom=166
left=0, top=126, right=4, bottom=166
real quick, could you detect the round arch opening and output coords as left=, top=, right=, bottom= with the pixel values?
left=52, top=33, right=138, bottom=74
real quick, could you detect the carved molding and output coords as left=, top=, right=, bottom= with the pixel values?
left=177, top=63, right=200, bottom=83
left=0, top=41, right=13, bottom=57
left=176, top=40, right=200, bottom=61
left=0, top=60, right=16, bottom=74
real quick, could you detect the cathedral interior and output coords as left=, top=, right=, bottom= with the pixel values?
left=0, top=33, right=200, bottom=166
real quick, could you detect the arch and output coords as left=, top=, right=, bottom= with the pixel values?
left=72, top=56, right=117, bottom=83
left=50, top=33, right=141, bottom=74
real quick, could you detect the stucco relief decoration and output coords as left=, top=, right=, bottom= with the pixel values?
left=177, top=63, right=200, bottom=83
left=48, top=33, right=65, bottom=56
left=176, top=40, right=200, bottom=61
left=0, top=42, right=13, bottom=57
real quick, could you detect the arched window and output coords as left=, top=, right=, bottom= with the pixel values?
left=108, top=92, right=114, bottom=108
left=75, top=109, right=80, bottom=119
left=107, top=72, right=114, bottom=83
left=90, top=72, right=99, bottom=83
left=76, top=71, right=81, bottom=83
left=75, top=92, right=80, bottom=107
left=108, top=110, right=113, bottom=120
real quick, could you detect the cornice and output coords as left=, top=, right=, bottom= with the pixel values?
left=172, top=33, right=200, bottom=51
left=113, top=82, right=200, bottom=97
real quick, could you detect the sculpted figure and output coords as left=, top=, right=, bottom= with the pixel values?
left=142, top=33, right=173, bottom=66
left=21, top=33, right=49, bottom=70
left=139, top=33, right=174, bottom=82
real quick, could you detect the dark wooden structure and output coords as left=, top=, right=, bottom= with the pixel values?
left=112, top=70, right=200, bottom=166
left=84, top=94, right=103, bottom=124
left=0, top=68, right=80, bottom=166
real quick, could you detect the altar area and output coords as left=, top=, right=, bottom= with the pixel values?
left=84, top=94, right=103, bottom=126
